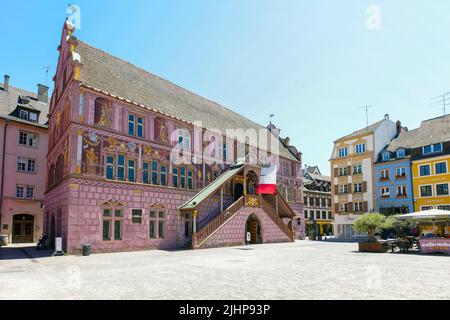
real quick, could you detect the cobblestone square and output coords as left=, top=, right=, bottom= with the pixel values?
left=1, top=241, right=448, bottom=300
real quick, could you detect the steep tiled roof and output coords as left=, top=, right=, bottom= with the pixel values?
left=74, top=40, right=299, bottom=162
left=387, top=115, right=450, bottom=150
left=0, top=83, right=49, bottom=127
left=335, top=119, right=385, bottom=142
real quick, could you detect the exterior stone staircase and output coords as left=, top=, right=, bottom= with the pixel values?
left=192, top=194, right=294, bottom=249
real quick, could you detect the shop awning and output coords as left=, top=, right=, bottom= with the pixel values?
left=396, top=209, right=450, bottom=221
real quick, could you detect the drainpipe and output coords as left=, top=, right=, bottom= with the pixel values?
left=0, top=120, right=8, bottom=230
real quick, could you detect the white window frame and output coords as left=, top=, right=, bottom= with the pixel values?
left=434, top=161, right=448, bottom=175
left=419, top=164, right=431, bottom=176
left=338, top=147, right=348, bottom=158
left=396, top=149, right=405, bottom=158
left=436, top=183, right=449, bottom=196
left=355, top=143, right=366, bottom=154
left=380, top=187, right=390, bottom=197
left=419, top=184, right=433, bottom=198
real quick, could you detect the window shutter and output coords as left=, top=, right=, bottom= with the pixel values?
left=348, top=202, right=353, bottom=213
left=347, top=165, right=352, bottom=175
left=348, top=183, right=352, bottom=194
left=334, top=167, right=338, bottom=177
left=362, top=181, right=367, bottom=192
left=334, top=203, right=339, bottom=213
left=334, top=185, right=339, bottom=195
left=363, top=201, right=368, bottom=213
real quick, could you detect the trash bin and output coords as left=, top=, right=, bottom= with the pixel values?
left=0, top=234, right=8, bottom=247
left=82, top=243, right=90, bottom=256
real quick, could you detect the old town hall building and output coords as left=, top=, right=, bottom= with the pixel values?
left=44, top=21, right=304, bottom=254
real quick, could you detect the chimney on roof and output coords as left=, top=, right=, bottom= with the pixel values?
left=284, top=137, right=290, bottom=146
left=3, top=75, right=10, bottom=92
left=396, top=120, right=402, bottom=135
left=37, top=84, right=49, bottom=103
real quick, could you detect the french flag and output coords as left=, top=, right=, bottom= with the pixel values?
left=256, top=165, right=277, bottom=195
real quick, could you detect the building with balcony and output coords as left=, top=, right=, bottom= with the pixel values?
left=0, top=75, right=49, bottom=244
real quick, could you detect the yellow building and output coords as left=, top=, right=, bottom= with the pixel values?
left=412, top=155, right=450, bottom=211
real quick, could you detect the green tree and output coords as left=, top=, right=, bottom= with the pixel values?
left=354, top=213, right=394, bottom=242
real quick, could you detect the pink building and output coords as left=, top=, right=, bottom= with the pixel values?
left=0, top=75, right=49, bottom=244
left=44, top=21, right=304, bottom=254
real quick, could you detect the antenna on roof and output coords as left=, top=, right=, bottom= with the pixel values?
left=430, top=92, right=450, bottom=116
left=358, top=105, right=373, bottom=129
left=43, top=66, right=50, bottom=85
left=269, top=114, right=274, bottom=125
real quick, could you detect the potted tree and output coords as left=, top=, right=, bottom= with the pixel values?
left=354, top=213, right=394, bottom=252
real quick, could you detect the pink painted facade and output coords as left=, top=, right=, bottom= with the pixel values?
left=201, top=206, right=291, bottom=248
left=0, top=79, right=49, bottom=244
left=44, top=22, right=304, bottom=254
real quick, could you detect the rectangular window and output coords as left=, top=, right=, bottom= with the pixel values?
left=102, top=220, right=111, bottom=241
left=396, top=185, right=407, bottom=197
left=16, top=185, right=24, bottom=198
left=381, top=187, right=390, bottom=197
left=339, top=185, right=348, bottom=194
left=437, top=205, right=450, bottom=211
left=355, top=143, right=366, bottom=154
left=420, top=185, right=433, bottom=197
left=353, top=164, right=362, bottom=174
left=149, top=220, right=156, bottom=239
left=340, top=203, right=348, bottom=212
left=106, top=155, right=115, bottom=179
left=396, top=167, right=406, bottom=178
left=184, top=131, right=191, bottom=150
left=421, top=206, right=434, bottom=211
left=128, top=114, right=135, bottom=136
left=382, top=152, right=390, bottom=161
left=142, top=162, right=149, bottom=184
left=187, top=170, right=193, bottom=189
left=19, top=109, right=28, bottom=120
left=19, top=131, right=37, bottom=147
left=380, top=169, right=389, bottom=180
left=26, top=186, right=34, bottom=199
left=338, top=147, right=348, bottom=158
left=436, top=183, right=449, bottom=196
left=160, top=165, right=167, bottom=186
left=27, top=159, right=36, bottom=173
left=223, top=143, right=227, bottom=162
left=152, top=161, right=158, bottom=185
left=128, top=159, right=135, bottom=182
left=131, top=209, right=143, bottom=224
left=29, top=112, right=38, bottom=122
left=423, top=143, right=443, bottom=155
left=397, top=149, right=405, bottom=158
left=17, top=157, right=26, bottom=172
left=158, top=211, right=165, bottom=239
left=435, top=162, right=447, bottom=174
left=137, top=117, right=144, bottom=138
left=354, top=183, right=362, bottom=193
left=180, top=167, right=186, bottom=189
left=419, top=164, right=431, bottom=176
left=114, top=220, right=122, bottom=240
left=339, top=167, right=348, bottom=176
left=354, top=202, right=363, bottom=212
left=172, top=167, right=178, bottom=188
left=117, top=155, right=125, bottom=181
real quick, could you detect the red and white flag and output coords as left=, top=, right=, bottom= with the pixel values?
left=256, top=164, right=277, bottom=195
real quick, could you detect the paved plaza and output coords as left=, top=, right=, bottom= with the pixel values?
left=0, top=241, right=448, bottom=300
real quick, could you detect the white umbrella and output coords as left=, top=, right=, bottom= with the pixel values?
left=396, top=209, right=450, bottom=221
left=396, top=209, right=450, bottom=233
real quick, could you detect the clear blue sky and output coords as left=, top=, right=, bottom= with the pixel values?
left=1, top=0, right=449, bottom=175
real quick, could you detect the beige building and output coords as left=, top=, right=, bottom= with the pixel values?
left=330, top=115, right=398, bottom=239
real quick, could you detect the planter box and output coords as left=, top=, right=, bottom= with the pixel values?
left=358, top=242, right=387, bottom=253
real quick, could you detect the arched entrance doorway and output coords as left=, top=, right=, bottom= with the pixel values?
left=234, top=183, right=244, bottom=201
left=245, top=215, right=262, bottom=244
left=12, top=214, right=34, bottom=243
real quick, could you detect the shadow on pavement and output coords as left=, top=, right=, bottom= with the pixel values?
left=0, top=245, right=54, bottom=260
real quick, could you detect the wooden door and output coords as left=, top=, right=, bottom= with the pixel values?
left=12, top=215, right=34, bottom=243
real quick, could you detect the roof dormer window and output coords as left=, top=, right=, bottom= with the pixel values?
left=382, top=152, right=390, bottom=161
left=19, top=109, right=28, bottom=120
left=396, top=148, right=405, bottom=159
